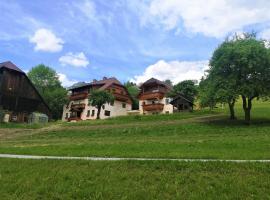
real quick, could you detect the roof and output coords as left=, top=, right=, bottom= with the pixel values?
left=0, top=61, right=24, bottom=73
left=170, top=93, right=194, bottom=105
left=0, top=61, right=51, bottom=114
left=140, top=78, right=171, bottom=89
left=69, top=77, right=122, bottom=90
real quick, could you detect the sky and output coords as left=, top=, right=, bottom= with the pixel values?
left=1, top=0, right=270, bottom=87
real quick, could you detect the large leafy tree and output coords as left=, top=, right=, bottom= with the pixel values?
left=209, top=40, right=239, bottom=119
left=169, top=80, right=198, bottom=102
left=198, top=77, right=217, bottom=110
left=28, top=64, right=68, bottom=120
left=124, top=81, right=140, bottom=110
left=208, top=33, right=270, bottom=124
left=89, top=90, right=114, bottom=119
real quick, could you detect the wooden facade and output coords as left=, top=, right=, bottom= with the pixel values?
left=170, top=94, right=194, bottom=112
left=0, top=61, right=51, bottom=122
left=138, top=78, right=172, bottom=113
left=65, top=77, right=132, bottom=121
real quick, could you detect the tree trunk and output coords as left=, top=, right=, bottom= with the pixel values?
left=96, top=106, right=101, bottom=120
left=242, top=96, right=252, bottom=125
left=228, top=99, right=236, bottom=120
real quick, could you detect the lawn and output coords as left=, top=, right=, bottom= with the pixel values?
left=0, top=101, right=269, bottom=159
left=0, top=159, right=270, bottom=199
left=0, top=100, right=269, bottom=199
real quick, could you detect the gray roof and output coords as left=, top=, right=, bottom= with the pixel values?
left=140, top=78, right=171, bottom=89
left=68, top=77, right=122, bottom=90
left=0, top=61, right=24, bottom=73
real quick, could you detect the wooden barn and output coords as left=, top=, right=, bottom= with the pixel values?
left=170, top=93, right=194, bottom=112
left=0, top=61, right=51, bottom=123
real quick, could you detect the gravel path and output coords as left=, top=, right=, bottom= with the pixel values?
left=1, top=154, right=270, bottom=163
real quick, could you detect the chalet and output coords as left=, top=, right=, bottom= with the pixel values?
left=62, top=77, right=132, bottom=121
left=138, top=78, right=194, bottom=115
left=138, top=78, right=173, bottom=115
left=0, top=61, right=51, bottom=123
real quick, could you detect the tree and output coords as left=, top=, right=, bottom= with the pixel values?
left=208, top=33, right=270, bottom=124
left=28, top=64, right=68, bottom=120
left=164, top=79, right=173, bottom=87
left=209, top=40, right=239, bottom=120
left=124, top=81, right=140, bottom=110
left=169, top=80, right=198, bottom=102
left=198, top=77, right=217, bottom=110
left=89, top=90, right=114, bottom=119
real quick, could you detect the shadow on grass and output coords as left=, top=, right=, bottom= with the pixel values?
left=200, top=116, right=270, bottom=127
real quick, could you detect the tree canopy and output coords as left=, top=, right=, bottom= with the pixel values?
left=28, top=64, right=67, bottom=120
left=169, top=80, right=198, bottom=102
left=124, top=81, right=139, bottom=110
left=89, top=90, right=114, bottom=119
left=205, top=33, right=270, bottom=123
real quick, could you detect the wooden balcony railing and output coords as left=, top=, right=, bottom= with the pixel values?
left=113, top=93, right=131, bottom=103
left=71, top=103, right=86, bottom=110
left=139, top=92, right=165, bottom=100
left=69, top=92, right=88, bottom=101
left=142, top=103, right=164, bottom=111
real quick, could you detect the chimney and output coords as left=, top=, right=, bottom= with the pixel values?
left=103, top=76, right=107, bottom=80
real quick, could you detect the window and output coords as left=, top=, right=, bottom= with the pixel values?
left=122, top=103, right=126, bottom=108
left=66, top=104, right=69, bottom=109
left=105, top=110, right=111, bottom=116
left=102, top=105, right=105, bottom=109
left=91, top=110, right=95, bottom=117
left=65, top=113, right=69, bottom=119
left=87, top=110, right=90, bottom=117
left=110, top=101, right=114, bottom=106
left=165, top=98, right=170, bottom=105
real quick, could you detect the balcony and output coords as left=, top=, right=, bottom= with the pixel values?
left=139, top=92, right=165, bottom=100
left=142, top=103, right=164, bottom=111
left=113, top=93, right=131, bottom=103
left=71, top=103, right=86, bottom=110
left=69, top=92, right=88, bottom=101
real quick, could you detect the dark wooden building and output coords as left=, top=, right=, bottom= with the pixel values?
left=0, top=61, right=51, bottom=122
left=170, top=93, right=194, bottom=112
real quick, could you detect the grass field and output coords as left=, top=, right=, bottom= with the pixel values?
left=0, top=100, right=269, bottom=199
left=1, top=159, right=270, bottom=199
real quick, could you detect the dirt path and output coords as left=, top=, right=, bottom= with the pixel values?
left=0, top=153, right=269, bottom=163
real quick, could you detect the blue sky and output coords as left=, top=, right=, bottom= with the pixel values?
left=1, top=0, right=270, bottom=86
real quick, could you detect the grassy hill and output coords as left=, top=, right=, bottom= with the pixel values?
left=0, top=100, right=269, bottom=199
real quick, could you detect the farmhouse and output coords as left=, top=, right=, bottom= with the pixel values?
left=0, top=61, right=51, bottom=123
left=62, top=77, right=132, bottom=121
left=138, top=78, right=174, bottom=115
left=138, top=78, right=193, bottom=115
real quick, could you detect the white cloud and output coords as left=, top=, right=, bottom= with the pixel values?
left=59, top=52, right=89, bottom=67
left=259, top=29, right=270, bottom=48
left=58, top=73, right=78, bottom=87
left=139, top=0, right=270, bottom=38
left=260, top=28, right=270, bottom=39
left=131, top=60, right=209, bottom=84
left=29, top=28, right=64, bottom=52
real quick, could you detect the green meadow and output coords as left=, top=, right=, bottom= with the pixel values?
left=0, top=100, right=269, bottom=199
